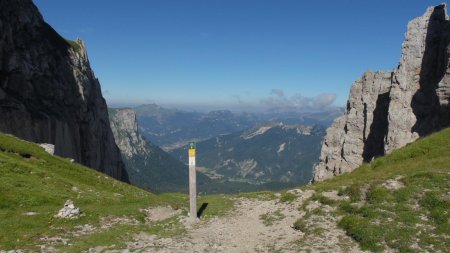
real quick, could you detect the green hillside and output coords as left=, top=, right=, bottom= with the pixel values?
left=0, top=132, right=233, bottom=252
left=298, top=128, right=450, bottom=252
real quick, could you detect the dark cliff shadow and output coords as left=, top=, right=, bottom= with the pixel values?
left=363, top=92, right=390, bottom=162
left=412, top=5, right=450, bottom=136
left=197, top=203, right=208, bottom=219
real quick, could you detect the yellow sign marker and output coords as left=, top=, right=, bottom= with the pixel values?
left=189, top=149, right=195, bottom=157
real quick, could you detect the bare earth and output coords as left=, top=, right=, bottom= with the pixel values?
left=119, top=190, right=366, bottom=253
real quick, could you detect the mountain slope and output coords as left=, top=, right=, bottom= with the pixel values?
left=314, top=4, right=450, bottom=181
left=299, top=127, right=450, bottom=252
left=170, top=124, right=325, bottom=185
left=0, top=0, right=127, bottom=181
left=0, top=131, right=232, bottom=252
left=109, top=108, right=210, bottom=193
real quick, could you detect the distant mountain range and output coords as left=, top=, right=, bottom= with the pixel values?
left=110, top=107, right=324, bottom=193
left=135, top=104, right=260, bottom=150
left=170, top=123, right=326, bottom=185
left=108, top=108, right=210, bottom=193
left=135, top=104, right=341, bottom=151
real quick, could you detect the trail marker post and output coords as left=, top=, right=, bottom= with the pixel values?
left=188, top=142, right=197, bottom=221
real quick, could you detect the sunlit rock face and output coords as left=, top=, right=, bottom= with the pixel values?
left=313, top=4, right=450, bottom=182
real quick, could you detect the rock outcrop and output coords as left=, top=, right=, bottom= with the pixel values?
left=109, top=108, right=209, bottom=193
left=54, top=200, right=82, bottom=219
left=0, top=0, right=128, bottom=181
left=313, top=4, right=450, bottom=181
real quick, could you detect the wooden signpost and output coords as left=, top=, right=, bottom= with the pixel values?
left=188, top=142, right=196, bottom=221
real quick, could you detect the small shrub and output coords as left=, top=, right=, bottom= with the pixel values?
left=357, top=206, right=378, bottom=219
left=366, top=186, right=390, bottom=204
left=260, top=209, right=285, bottom=226
left=293, top=218, right=308, bottom=233
left=339, top=201, right=359, bottom=214
left=338, top=216, right=384, bottom=252
left=299, top=199, right=311, bottom=211
left=339, top=184, right=361, bottom=202
left=279, top=192, right=297, bottom=203
left=311, top=194, right=336, bottom=206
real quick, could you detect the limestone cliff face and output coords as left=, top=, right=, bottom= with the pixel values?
left=0, top=0, right=128, bottom=181
left=109, top=109, right=150, bottom=159
left=386, top=4, right=450, bottom=152
left=313, top=4, right=450, bottom=182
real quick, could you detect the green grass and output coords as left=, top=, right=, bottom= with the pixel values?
left=65, top=39, right=81, bottom=51
left=338, top=183, right=362, bottom=202
left=237, top=191, right=276, bottom=201
left=302, top=128, right=450, bottom=252
left=311, top=193, right=337, bottom=206
left=0, top=132, right=234, bottom=251
left=279, top=192, right=297, bottom=203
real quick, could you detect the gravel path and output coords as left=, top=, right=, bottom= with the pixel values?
left=121, top=190, right=365, bottom=253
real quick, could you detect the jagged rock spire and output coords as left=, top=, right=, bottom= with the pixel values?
left=313, top=4, right=450, bottom=182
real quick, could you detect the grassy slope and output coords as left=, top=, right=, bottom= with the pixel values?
left=1, top=126, right=449, bottom=252
left=298, top=128, right=450, bottom=252
left=0, top=132, right=233, bottom=251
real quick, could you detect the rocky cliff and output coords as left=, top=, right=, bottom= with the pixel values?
left=110, top=109, right=150, bottom=159
left=109, top=108, right=209, bottom=193
left=0, top=0, right=128, bottom=181
left=313, top=4, right=450, bottom=181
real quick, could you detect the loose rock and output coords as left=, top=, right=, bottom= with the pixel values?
left=54, top=200, right=82, bottom=219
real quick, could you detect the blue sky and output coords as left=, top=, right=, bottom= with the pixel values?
left=33, top=0, right=443, bottom=111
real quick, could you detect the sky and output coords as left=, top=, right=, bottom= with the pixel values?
left=33, top=0, right=444, bottom=112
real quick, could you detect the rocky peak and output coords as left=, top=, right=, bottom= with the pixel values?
left=0, top=0, right=128, bottom=181
left=386, top=3, right=450, bottom=152
left=313, top=4, right=450, bottom=182
left=109, top=108, right=150, bottom=158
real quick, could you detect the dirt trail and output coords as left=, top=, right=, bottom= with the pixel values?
left=122, top=190, right=365, bottom=253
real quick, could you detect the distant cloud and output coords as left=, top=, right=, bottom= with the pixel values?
left=311, top=93, right=336, bottom=108
left=232, top=94, right=244, bottom=105
left=270, top=89, right=284, bottom=98
left=260, top=89, right=336, bottom=112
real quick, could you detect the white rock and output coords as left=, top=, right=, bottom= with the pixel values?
left=39, top=143, right=55, bottom=155
left=55, top=200, right=82, bottom=219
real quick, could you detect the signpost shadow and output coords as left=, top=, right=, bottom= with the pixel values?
left=197, top=202, right=208, bottom=218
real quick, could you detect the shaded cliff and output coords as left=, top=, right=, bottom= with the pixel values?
left=109, top=108, right=210, bottom=193
left=0, top=0, right=128, bottom=181
left=314, top=4, right=450, bottom=181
